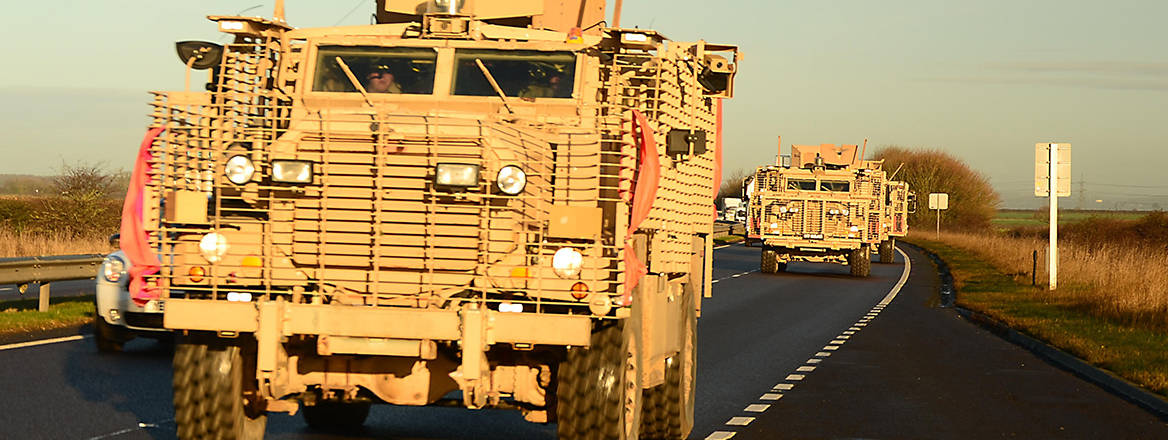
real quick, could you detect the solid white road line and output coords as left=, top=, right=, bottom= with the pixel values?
left=0, top=334, right=89, bottom=352
left=714, top=244, right=731, bottom=250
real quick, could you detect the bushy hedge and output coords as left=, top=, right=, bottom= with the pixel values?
left=0, top=164, right=123, bottom=238
left=874, top=146, right=1000, bottom=230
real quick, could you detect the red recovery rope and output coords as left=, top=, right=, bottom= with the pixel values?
left=120, top=127, right=165, bottom=305
left=621, top=110, right=660, bottom=304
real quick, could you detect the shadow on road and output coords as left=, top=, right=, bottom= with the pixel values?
left=64, top=332, right=176, bottom=439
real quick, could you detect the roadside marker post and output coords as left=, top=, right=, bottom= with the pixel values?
left=1035, top=143, right=1071, bottom=290
left=928, top=193, right=948, bottom=239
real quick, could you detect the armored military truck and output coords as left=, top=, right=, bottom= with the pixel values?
left=878, top=179, right=915, bottom=263
left=119, top=1, right=738, bottom=439
left=745, top=143, right=895, bottom=276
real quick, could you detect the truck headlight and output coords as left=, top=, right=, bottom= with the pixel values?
left=435, top=163, right=480, bottom=187
left=199, top=232, right=230, bottom=263
left=496, top=165, right=526, bottom=195
left=552, top=247, right=583, bottom=278
left=102, top=255, right=126, bottom=282
left=272, top=160, right=313, bottom=183
left=224, top=155, right=255, bottom=185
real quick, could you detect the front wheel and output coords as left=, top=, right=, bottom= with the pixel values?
left=761, top=248, right=779, bottom=274
left=173, top=336, right=267, bottom=440
left=94, top=315, right=129, bottom=353
left=557, top=321, right=643, bottom=440
left=848, top=246, right=871, bottom=277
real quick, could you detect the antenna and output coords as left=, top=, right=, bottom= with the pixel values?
left=274, top=0, right=286, bottom=22
left=776, top=135, right=782, bottom=165
left=859, top=138, right=868, bottom=166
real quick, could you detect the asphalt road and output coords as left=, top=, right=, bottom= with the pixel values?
left=0, top=279, right=95, bottom=302
left=1, top=244, right=1164, bottom=439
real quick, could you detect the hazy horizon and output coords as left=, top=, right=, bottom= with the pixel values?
left=2, top=0, right=1165, bottom=209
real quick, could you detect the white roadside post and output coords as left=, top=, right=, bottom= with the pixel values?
left=1035, top=143, right=1071, bottom=290
left=928, top=193, right=948, bottom=239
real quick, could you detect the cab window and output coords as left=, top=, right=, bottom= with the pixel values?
left=312, top=46, right=437, bottom=94
left=452, top=50, right=575, bottom=98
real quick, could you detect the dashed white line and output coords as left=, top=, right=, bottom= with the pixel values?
left=795, top=366, right=816, bottom=372
left=829, top=339, right=846, bottom=345
left=806, top=358, right=822, bottom=364
left=773, top=383, right=794, bottom=391
left=760, top=393, right=783, bottom=400
left=0, top=334, right=89, bottom=352
left=814, top=351, right=832, bottom=357
left=785, top=374, right=805, bottom=381
left=706, top=432, right=736, bottom=440
left=744, top=404, right=771, bottom=412
left=823, top=345, right=839, bottom=351
left=726, top=417, right=755, bottom=426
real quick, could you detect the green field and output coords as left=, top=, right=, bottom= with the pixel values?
left=992, top=209, right=1145, bottom=228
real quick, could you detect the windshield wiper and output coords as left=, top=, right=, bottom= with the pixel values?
left=474, top=59, right=514, bottom=114
left=333, top=56, right=374, bottom=108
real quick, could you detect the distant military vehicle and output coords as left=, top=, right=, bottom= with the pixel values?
left=118, top=0, right=739, bottom=438
left=745, top=141, right=907, bottom=276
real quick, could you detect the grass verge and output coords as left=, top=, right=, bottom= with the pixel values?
left=904, top=236, right=1168, bottom=398
left=0, top=295, right=95, bottom=337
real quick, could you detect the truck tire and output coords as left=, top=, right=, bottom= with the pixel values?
left=848, top=246, right=871, bottom=277
left=879, top=239, right=895, bottom=264
left=94, top=315, right=129, bottom=353
left=173, top=336, right=267, bottom=440
left=760, top=248, right=779, bottom=274
left=640, top=286, right=697, bottom=439
left=557, top=321, right=643, bottom=440
left=303, top=401, right=371, bottom=432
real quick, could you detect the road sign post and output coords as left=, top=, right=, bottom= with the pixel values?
left=1035, top=143, right=1071, bottom=290
left=928, top=193, right=948, bottom=239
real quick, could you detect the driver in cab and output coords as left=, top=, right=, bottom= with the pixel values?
left=365, top=65, right=402, bottom=94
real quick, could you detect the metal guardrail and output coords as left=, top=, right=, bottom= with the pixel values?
left=0, top=254, right=105, bottom=312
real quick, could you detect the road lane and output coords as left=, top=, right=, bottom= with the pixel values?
left=735, top=245, right=1168, bottom=439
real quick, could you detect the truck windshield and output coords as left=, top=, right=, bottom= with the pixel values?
left=819, top=181, right=850, bottom=192
left=787, top=179, right=816, bottom=191
left=452, top=50, right=575, bottom=98
left=312, top=46, right=437, bottom=94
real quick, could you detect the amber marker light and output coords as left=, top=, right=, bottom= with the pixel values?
left=570, top=282, right=589, bottom=300
left=189, top=266, right=206, bottom=283
left=510, top=267, right=531, bottom=278
left=241, top=256, right=263, bottom=267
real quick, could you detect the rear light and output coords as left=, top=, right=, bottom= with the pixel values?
left=189, top=266, right=205, bottom=283
left=570, top=282, right=589, bottom=300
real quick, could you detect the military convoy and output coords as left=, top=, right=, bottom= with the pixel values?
left=119, top=0, right=737, bottom=438
left=744, top=142, right=913, bottom=276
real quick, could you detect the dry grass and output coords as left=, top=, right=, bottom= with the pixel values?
left=923, top=230, right=1168, bottom=330
left=0, top=228, right=112, bottom=258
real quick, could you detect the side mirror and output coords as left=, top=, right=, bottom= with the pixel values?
left=175, top=41, right=224, bottom=70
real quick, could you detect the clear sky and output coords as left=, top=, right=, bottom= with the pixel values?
left=2, top=0, right=1166, bottom=208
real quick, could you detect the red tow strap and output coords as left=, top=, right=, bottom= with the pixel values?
left=120, top=127, right=165, bottom=305
left=622, top=110, right=660, bottom=304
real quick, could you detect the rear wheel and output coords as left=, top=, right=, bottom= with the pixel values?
left=173, top=336, right=267, bottom=440
left=761, top=248, right=779, bottom=274
left=879, top=239, right=895, bottom=264
left=303, top=400, right=371, bottom=432
left=557, top=321, right=643, bottom=440
left=641, top=286, right=697, bottom=439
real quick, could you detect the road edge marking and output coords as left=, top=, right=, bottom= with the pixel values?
left=0, top=334, right=89, bottom=352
